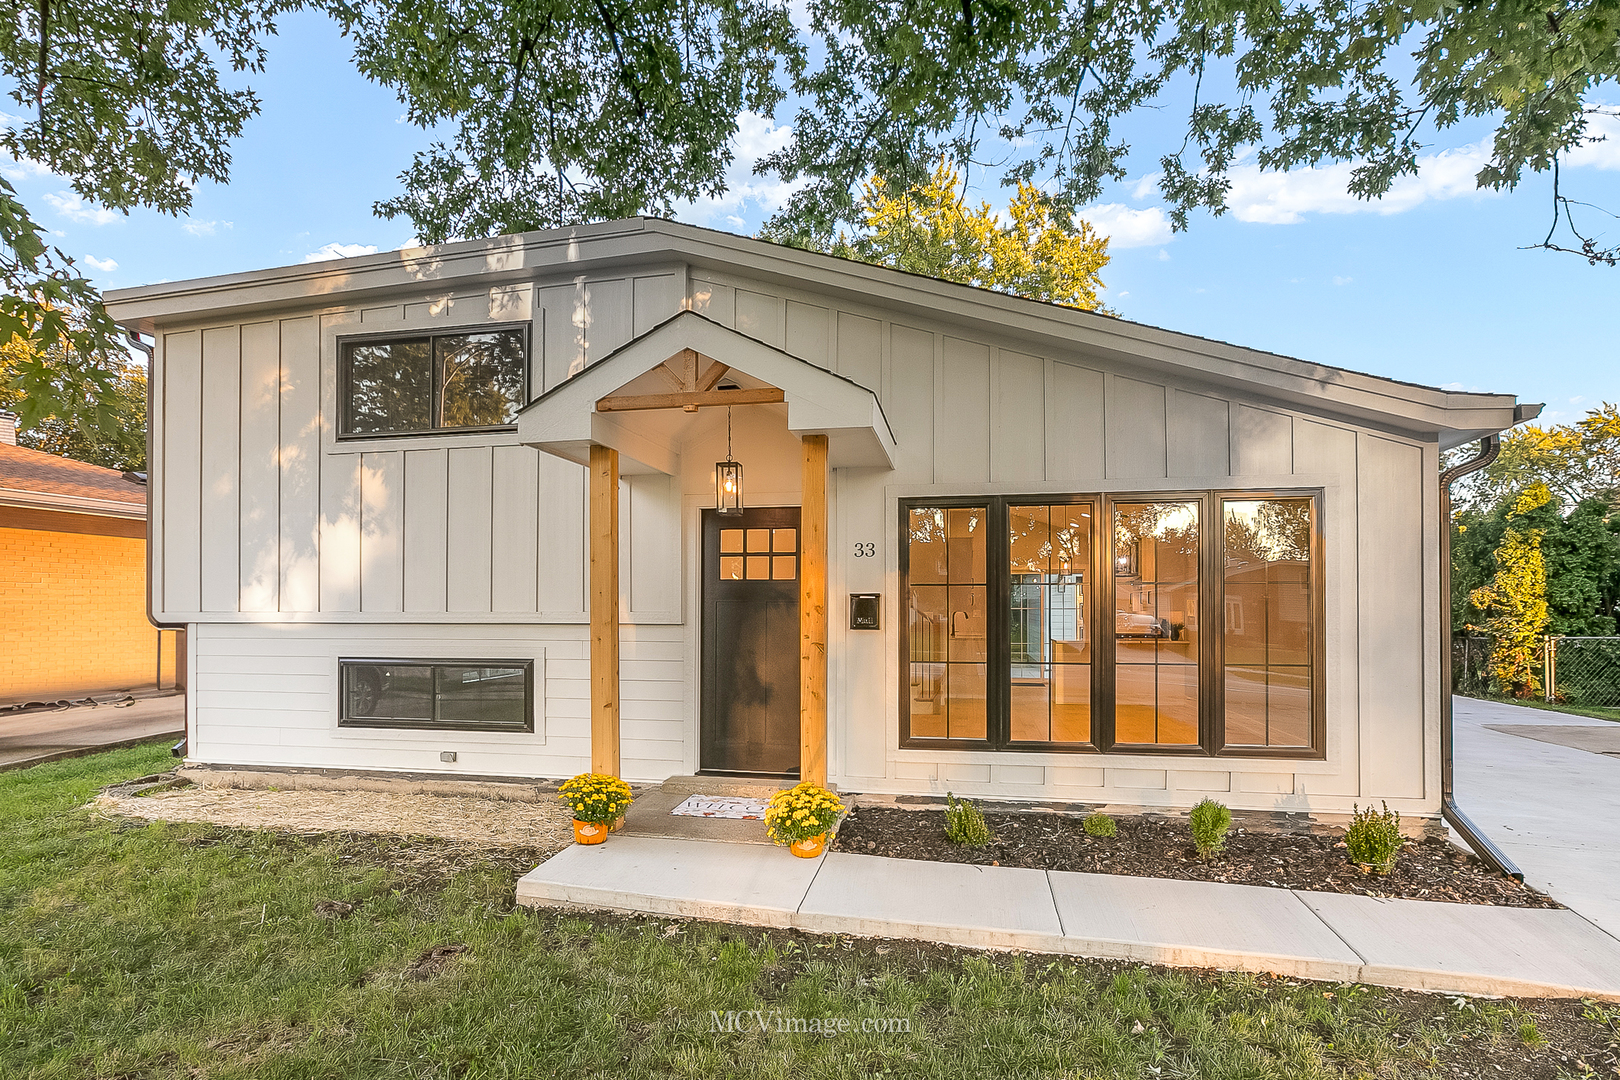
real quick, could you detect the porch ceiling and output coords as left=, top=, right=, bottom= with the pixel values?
left=517, top=310, right=897, bottom=475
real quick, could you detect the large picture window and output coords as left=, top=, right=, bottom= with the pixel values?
left=339, top=659, right=534, bottom=732
left=900, top=491, right=1323, bottom=757
left=340, top=327, right=527, bottom=436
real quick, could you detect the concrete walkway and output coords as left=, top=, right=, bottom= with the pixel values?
left=1453, top=695, right=1620, bottom=937
left=518, top=834, right=1620, bottom=1000
left=0, top=692, right=184, bottom=770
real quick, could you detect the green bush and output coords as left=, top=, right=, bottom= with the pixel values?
left=943, top=792, right=991, bottom=847
left=1345, top=802, right=1403, bottom=873
left=1189, top=798, right=1231, bottom=859
left=1082, top=811, right=1117, bottom=838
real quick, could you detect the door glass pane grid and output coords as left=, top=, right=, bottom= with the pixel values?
left=1008, top=503, right=1092, bottom=744
left=1223, top=498, right=1315, bottom=747
left=907, top=505, right=989, bottom=739
left=1114, top=501, right=1200, bottom=746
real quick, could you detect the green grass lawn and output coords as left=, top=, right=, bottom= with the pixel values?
left=3, top=745, right=1618, bottom=1079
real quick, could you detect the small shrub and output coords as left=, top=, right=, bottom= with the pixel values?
left=1082, top=812, right=1117, bottom=838
left=943, top=792, right=991, bottom=847
left=1189, top=798, right=1231, bottom=859
left=1345, top=801, right=1403, bottom=873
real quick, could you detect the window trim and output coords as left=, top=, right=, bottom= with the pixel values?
left=338, top=657, right=536, bottom=733
left=335, top=321, right=532, bottom=441
left=898, top=489, right=1326, bottom=759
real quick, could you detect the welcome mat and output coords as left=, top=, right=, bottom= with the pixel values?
left=669, top=795, right=771, bottom=820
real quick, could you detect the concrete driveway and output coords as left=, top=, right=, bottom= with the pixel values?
left=0, top=693, right=184, bottom=770
left=1454, top=695, right=1620, bottom=937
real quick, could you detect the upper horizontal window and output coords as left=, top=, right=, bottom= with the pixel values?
left=340, top=327, right=528, bottom=436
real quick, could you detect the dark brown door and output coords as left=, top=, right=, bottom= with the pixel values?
left=701, top=506, right=801, bottom=776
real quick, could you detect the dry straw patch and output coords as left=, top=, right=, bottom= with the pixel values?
left=94, top=785, right=575, bottom=855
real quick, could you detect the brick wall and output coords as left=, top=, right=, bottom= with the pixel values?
left=0, top=524, right=176, bottom=700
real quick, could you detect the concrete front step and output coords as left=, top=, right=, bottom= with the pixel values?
left=516, top=835, right=1620, bottom=1001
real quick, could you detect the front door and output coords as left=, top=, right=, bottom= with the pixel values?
left=701, top=506, right=801, bottom=776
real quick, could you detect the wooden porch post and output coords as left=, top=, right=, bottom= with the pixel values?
left=589, top=444, right=621, bottom=777
left=800, top=434, right=829, bottom=787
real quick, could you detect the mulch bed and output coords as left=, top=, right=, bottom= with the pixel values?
left=830, top=807, right=1558, bottom=908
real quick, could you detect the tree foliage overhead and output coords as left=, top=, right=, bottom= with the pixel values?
left=831, top=158, right=1112, bottom=309
left=761, top=0, right=1620, bottom=250
left=0, top=0, right=291, bottom=428
left=327, top=0, right=802, bottom=243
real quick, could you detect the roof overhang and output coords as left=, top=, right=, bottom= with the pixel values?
left=105, top=216, right=1532, bottom=450
left=0, top=487, right=147, bottom=519
left=518, top=311, right=896, bottom=475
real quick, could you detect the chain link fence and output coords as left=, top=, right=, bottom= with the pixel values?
left=1455, top=635, right=1620, bottom=707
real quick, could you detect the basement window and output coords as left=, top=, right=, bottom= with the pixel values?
left=339, top=659, right=534, bottom=732
left=339, top=326, right=528, bottom=436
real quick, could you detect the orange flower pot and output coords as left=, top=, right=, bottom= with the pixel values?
left=789, top=833, right=826, bottom=859
left=608, top=815, right=626, bottom=832
left=573, top=819, right=608, bottom=845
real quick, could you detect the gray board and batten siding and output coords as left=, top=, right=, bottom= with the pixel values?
left=110, top=217, right=1517, bottom=814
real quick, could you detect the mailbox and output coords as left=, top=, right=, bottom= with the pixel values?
left=849, top=593, right=881, bottom=630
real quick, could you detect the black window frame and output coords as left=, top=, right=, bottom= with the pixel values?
left=338, top=657, right=536, bottom=733
left=336, top=322, right=532, bottom=440
left=898, top=489, right=1325, bottom=758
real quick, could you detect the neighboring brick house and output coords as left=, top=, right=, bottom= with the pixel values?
left=0, top=411, right=181, bottom=701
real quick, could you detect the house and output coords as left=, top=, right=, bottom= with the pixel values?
left=0, top=413, right=182, bottom=700
left=102, top=218, right=1532, bottom=819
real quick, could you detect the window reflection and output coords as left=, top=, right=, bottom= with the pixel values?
left=907, top=506, right=988, bottom=739
left=1008, top=502, right=1092, bottom=743
left=1223, top=497, right=1315, bottom=748
left=1113, top=501, right=1200, bottom=746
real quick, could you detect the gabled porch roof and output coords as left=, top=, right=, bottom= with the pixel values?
left=516, top=310, right=896, bottom=474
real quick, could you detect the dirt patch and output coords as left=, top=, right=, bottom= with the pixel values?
left=405, top=943, right=469, bottom=981
left=93, top=776, right=575, bottom=855
left=831, top=807, right=1558, bottom=908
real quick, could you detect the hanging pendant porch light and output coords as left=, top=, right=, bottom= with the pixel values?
left=716, top=405, right=744, bottom=515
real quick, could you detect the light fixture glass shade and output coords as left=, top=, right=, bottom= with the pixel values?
left=716, top=459, right=743, bottom=514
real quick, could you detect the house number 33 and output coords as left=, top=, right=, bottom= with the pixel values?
left=853, top=542, right=876, bottom=558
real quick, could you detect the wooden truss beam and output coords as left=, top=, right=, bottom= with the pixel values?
left=595, top=386, right=784, bottom=413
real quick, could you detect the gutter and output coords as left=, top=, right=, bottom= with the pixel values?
left=127, top=330, right=188, bottom=757
left=1438, top=431, right=1523, bottom=881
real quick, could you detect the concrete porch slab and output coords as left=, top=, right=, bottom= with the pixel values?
left=795, top=853, right=1065, bottom=950
left=1046, top=871, right=1362, bottom=981
left=1298, top=890, right=1620, bottom=999
left=515, top=834, right=824, bottom=926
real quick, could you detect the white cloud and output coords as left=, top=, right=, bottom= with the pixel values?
left=677, top=111, right=809, bottom=229
left=1218, top=140, right=1498, bottom=224
left=1116, top=290, right=1130, bottom=299
left=1076, top=203, right=1175, bottom=249
left=42, top=191, right=116, bottom=225
left=1156, top=249, right=1170, bottom=261
left=304, top=242, right=379, bottom=262
left=182, top=219, right=229, bottom=236
left=1566, top=110, right=1620, bottom=170
left=84, top=255, right=117, bottom=272
left=1332, top=275, right=1353, bottom=286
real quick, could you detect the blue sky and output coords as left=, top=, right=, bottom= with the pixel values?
left=13, top=9, right=1618, bottom=426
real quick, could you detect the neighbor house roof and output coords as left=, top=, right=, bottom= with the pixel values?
left=0, top=442, right=148, bottom=519
left=103, top=216, right=1536, bottom=450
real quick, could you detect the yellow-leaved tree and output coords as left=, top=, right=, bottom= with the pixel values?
left=1467, top=484, right=1554, bottom=698
left=833, top=158, right=1111, bottom=312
